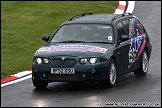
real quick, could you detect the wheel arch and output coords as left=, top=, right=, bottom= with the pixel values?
left=144, top=46, right=150, bottom=60
left=110, top=55, right=117, bottom=66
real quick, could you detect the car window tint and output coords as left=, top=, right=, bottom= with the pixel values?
left=51, top=24, right=113, bottom=43
left=117, top=21, right=126, bottom=41
left=121, top=19, right=130, bottom=36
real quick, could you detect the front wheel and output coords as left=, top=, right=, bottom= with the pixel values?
left=100, top=58, right=117, bottom=88
left=134, top=49, right=149, bottom=76
left=32, top=75, right=48, bottom=89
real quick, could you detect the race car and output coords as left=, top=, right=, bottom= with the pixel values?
left=32, top=13, right=152, bottom=89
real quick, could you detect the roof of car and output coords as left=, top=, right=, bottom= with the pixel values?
left=63, top=13, right=134, bottom=25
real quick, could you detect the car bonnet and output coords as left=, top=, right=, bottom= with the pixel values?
left=35, top=43, right=112, bottom=57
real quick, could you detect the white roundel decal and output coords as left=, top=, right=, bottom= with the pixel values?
left=108, top=36, right=112, bottom=41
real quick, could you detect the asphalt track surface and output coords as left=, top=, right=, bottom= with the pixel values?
left=1, top=1, right=161, bottom=107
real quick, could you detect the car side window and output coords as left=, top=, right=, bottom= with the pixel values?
left=117, top=21, right=124, bottom=41
left=129, top=17, right=147, bottom=37
left=122, top=19, right=130, bottom=36
left=117, top=19, right=130, bottom=42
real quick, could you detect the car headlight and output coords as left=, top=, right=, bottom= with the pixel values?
left=89, top=58, right=97, bottom=64
left=36, top=58, right=42, bottom=64
left=43, top=58, right=49, bottom=64
left=80, top=58, right=88, bottom=64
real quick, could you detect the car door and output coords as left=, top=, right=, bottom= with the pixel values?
left=128, top=17, right=147, bottom=71
left=115, top=19, right=131, bottom=74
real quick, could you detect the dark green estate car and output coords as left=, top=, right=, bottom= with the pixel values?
left=32, top=13, right=152, bottom=89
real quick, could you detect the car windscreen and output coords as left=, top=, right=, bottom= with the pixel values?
left=50, top=24, right=113, bottom=43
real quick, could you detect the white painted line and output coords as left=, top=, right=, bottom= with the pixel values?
left=119, top=1, right=126, bottom=5
left=1, top=74, right=32, bottom=87
left=114, top=9, right=125, bottom=14
left=12, top=71, right=32, bottom=78
left=125, top=1, right=135, bottom=13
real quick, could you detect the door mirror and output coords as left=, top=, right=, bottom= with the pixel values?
left=42, top=35, right=50, bottom=42
left=121, top=35, right=130, bottom=42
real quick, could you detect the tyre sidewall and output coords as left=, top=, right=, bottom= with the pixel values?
left=101, top=58, right=117, bottom=87
left=134, top=49, right=149, bottom=76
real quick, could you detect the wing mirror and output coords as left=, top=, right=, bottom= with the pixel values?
left=120, top=35, right=130, bottom=42
left=42, top=35, right=50, bottom=42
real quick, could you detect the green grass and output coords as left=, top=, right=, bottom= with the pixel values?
left=1, top=1, right=118, bottom=79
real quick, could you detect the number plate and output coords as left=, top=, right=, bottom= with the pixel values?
left=51, top=68, right=75, bottom=74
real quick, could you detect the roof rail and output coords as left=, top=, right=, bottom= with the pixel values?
left=111, top=13, right=132, bottom=21
left=68, top=12, right=93, bottom=21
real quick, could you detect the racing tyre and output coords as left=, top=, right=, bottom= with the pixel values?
left=100, top=58, right=117, bottom=88
left=134, top=49, right=149, bottom=76
left=32, top=75, right=48, bottom=89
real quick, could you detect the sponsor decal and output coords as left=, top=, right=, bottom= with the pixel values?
left=37, top=44, right=107, bottom=53
left=129, top=18, right=144, bottom=37
left=108, top=36, right=112, bottom=41
left=128, top=17, right=145, bottom=68
left=128, top=35, right=146, bottom=68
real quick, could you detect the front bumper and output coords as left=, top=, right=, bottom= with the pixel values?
left=32, top=61, right=109, bottom=82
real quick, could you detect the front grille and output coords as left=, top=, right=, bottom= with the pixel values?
left=48, top=74, right=79, bottom=81
left=53, top=59, right=62, bottom=65
left=51, top=58, right=77, bottom=66
left=64, top=59, right=76, bottom=66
